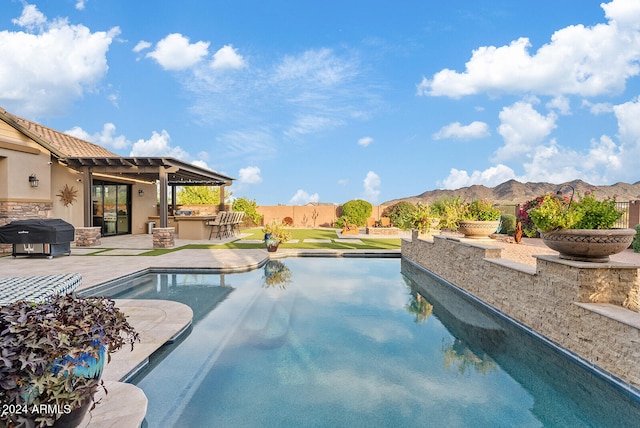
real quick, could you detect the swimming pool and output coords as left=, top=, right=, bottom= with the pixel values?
left=97, top=258, right=640, bottom=427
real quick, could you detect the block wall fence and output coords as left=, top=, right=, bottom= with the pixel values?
left=402, top=231, right=640, bottom=390
left=256, top=205, right=388, bottom=227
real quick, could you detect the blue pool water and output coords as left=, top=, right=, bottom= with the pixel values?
left=99, top=258, right=640, bottom=427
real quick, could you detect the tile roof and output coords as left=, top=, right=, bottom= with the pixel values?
left=0, top=107, right=118, bottom=158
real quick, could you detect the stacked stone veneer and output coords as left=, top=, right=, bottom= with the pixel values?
left=152, top=227, right=175, bottom=248
left=0, top=201, right=53, bottom=253
left=75, top=227, right=101, bottom=247
left=366, top=227, right=400, bottom=236
left=402, top=231, right=640, bottom=389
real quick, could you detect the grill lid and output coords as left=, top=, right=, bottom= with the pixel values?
left=0, top=219, right=75, bottom=244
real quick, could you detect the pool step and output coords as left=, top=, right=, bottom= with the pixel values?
left=241, top=287, right=297, bottom=348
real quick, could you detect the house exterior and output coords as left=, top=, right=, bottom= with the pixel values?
left=0, top=107, right=233, bottom=251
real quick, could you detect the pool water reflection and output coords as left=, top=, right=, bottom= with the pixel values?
left=103, top=258, right=640, bottom=427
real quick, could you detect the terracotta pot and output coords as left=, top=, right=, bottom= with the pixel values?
left=540, top=228, right=635, bottom=262
left=457, top=220, right=500, bottom=239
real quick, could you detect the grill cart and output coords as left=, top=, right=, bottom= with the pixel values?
left=0, top=219, right=75, bottom=259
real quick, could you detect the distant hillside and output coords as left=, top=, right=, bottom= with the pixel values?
left=383, top=179, right=640, bottom=206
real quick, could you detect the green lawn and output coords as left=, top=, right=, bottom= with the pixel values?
left=183, top=227, right=402, bottom=251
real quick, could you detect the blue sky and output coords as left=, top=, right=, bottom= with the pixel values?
left=2, top=1, right=640, bottom=205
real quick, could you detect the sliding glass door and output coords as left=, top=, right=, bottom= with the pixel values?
left=92, top=182, right=131, bottom=236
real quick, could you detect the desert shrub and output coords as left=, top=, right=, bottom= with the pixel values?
left=382, top=201, right=417, bottom=230
left=340, top=199, right=372, bottom=226
left=431, top=196, right=466, bottom=230
left=232, top=197, right=262, bottom=226
left=462, top=199, right=502, bottom=221
left=633, top=224, right=640, bottom=253
left=499, top=214, right=516, bottom=235
left=177, top=186, right=232, bottom=204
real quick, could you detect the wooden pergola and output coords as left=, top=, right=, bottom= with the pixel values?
left=64, top=157, right=234, bottom=229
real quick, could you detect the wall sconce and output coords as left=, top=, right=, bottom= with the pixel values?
left=138, top=189, right=144, bottom=197
left=28, top=174, right=39, bottom=188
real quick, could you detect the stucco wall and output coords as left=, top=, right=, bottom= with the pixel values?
left=131, top=183, right=159, bottom=234
left=258, top=204, right=389, bottom=227
left=402, top=232, right=640, bottom=389
left=51, top=162, right=84, bottom=226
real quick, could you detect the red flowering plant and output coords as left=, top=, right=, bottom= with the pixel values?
left=409, top=202, right=436, bottom=233
left=527, top=190, right=622, bottom=233
left=517, top=194, right=551, bottom=237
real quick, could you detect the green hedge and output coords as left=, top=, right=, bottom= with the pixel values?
left=340, top=199, right=372, bottom=227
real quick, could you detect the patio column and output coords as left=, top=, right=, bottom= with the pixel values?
left=219, top=184, right=226, bottom=211
left=82, top=167, right=93, bottom=227
left=159, top=167, right=168, bottom=228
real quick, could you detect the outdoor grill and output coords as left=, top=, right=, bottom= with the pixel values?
left=0, top=219, right=75, bottom=259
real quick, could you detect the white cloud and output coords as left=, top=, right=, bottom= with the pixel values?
left=338, top=179, right=348, bottom=186
left=358, top=136, right=374, bottom=147
left=238, top=166, right=262, bottom=184
left=546, top=96, right=571, bottom=115
left=417, top=1, right=640, bottom=98
left=106, top=91, right=119, bottom=108
left=362, top=171, right=381, bottom=203
left=494, top=101, right=557, bottom=161
left=614, top=97, right=640, bottom=146
left=602, top=0, right=640, bottom=29
left=210, top=45, right=245, bottom=70
left=274, top=48, right=357, bottom=87
left=433, top=121, right=490, bottom=140
left=65, top=123, right=130, bottom=150
left=0, top=4, right=120, bottom=116
left=133, top=40, right=152, bottom=53
left=438, top=164, right=517, bottom=189
left=215, top=129, right=277, bottom=161
left=75, top=1, right=86, bottom=11
left=289, top=189, right=319, bottom=205
left=582, top=100, right=614, bottom=115
left=439, top=131, right=627, bottom=190
left=285, top=115, right=344, bottom=139
left=146, top=33, right=209, bottom=70
left=187, top=47, right=375, bottom=144
left=191, top=159, right=209, bottom=169
left=11, top=4, right=46, bottom=30
left=129, top=130, right=189, bottom=158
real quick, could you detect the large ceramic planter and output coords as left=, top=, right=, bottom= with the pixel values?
left=457, top=220, right=500, bottom=239
left=264, top=233, right=280, bottom=252
left=23, top=346, right=106, bottom=427
left=540, top=228, right=635, bottom=262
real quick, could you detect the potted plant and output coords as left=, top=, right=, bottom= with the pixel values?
left=457, top=199, right=502, bottom=239
left=431, top=196, right=467, bottom=231
left=527, top=190, right=634, bottom=262
left=262, top=221, right=291, bottom=252
left=0, top=294, right=139, bottom=428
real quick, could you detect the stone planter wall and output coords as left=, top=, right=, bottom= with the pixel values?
left=402, top=231, right=640, bottom=389
left=152, top=227, right=175, bottom=249
left=75, top=227, right=102, bottom=247
left=366, top=227, right=400, bottom=236
left=0, top=200, right=53, bottom=253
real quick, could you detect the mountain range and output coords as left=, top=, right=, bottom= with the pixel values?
left=383, top=179, right=640, bottom=206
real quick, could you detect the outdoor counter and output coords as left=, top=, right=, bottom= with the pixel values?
left=148, top=216, right=214, bottom=240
